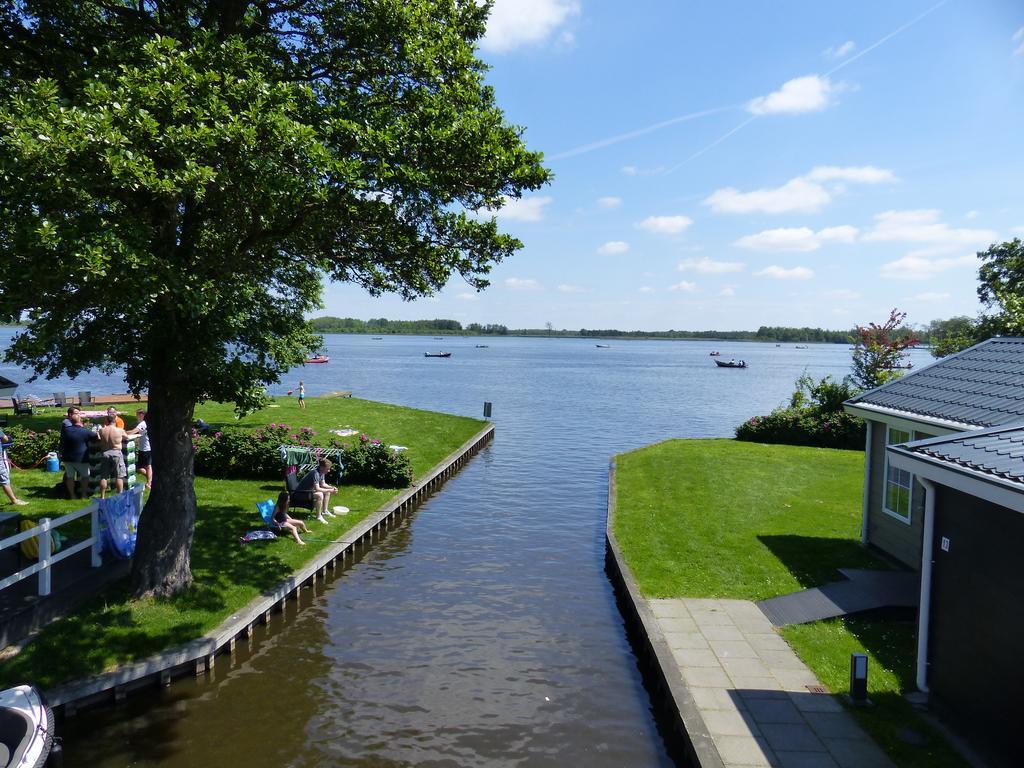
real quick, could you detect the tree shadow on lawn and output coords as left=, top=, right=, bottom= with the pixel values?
left=0, top=588, right=205, bottom=690
left=758, top=534, right=892, bottom=590
left=185, top=503, right=296, bottom=611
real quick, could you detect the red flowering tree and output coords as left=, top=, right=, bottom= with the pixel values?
left=850, top=309, right=920, bottom=390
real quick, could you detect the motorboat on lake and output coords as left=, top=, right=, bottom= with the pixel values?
left=424, top=352, right=452, bottom=358
left=304, top=352, right=330, bottom=364
left=709, top=351, right=721, bottom=356
left=595, top=344, right=611, bottom=348
left=714, top=359, right=748, bottom=369
left=0, top=684, right=57, bottom=768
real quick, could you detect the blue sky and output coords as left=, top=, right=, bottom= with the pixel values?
left=322, top=0, right=1024, bottom=332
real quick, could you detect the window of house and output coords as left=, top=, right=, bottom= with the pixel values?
left=884, top=427, right=912, bottom=522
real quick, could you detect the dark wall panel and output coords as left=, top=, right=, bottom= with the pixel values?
left=929, top=487, right=1024, bottom=768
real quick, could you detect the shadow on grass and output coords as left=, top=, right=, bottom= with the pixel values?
left=758, top=534, right=891, bottom=589
left=0, top=585, right=205, bottom=690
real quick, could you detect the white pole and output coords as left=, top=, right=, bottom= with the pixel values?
left=916, top=477, right=936, bottom=692
left=38, top=517, right=52, bottom=596
left=860, top=421, right=873, bottom=544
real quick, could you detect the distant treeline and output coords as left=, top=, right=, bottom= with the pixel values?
left=309, top=317, right=858, bottom=342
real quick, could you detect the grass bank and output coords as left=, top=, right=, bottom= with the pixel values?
left=0, top=396, right=484, bottom=689
left=613, top=439, right=966, bottom=768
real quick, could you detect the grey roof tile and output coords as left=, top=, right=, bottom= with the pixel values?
left=899, top=425, right=1024, bottom=483
left=846, top=338, right=1024, bottom=427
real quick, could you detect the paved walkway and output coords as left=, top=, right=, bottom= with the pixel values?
left=651, top=597, right=894, bottom=768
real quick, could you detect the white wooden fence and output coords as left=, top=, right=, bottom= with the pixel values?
left=0, top=484, right=143, bottom=597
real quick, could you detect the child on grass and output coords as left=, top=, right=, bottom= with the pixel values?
left=272, top=492, right=309, bottom=545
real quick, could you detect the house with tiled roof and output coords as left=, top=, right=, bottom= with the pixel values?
left=843, top=336, right=1024, bottom=568
left=844, top=337, right=1024, bottom=768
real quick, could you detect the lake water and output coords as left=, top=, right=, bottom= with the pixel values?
left=1, top=332, right=932, bottom=766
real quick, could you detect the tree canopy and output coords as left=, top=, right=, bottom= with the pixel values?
left=0, top=1, right=549, bottom=595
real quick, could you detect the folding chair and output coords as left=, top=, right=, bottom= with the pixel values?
left=52, top=392, right=67, bottom=407
left=78, top=391, right=93, bottom=406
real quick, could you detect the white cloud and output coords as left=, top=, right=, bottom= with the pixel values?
left=913, top=292, right=951, bottom=301
left=804, top=165, right=897, bottom=184
left=824, top=41, right=857, bottom=59
left=489, top=195, right=553, bottom=222
left=456, top=292, right=479, bottom=302
left=597, top=196, right=622, bottom=209
left=637, top=214, right=693, bottom=235
left=735, top=225, right=857, bottom=252
left=638, top=286, right=655, bottom=294
left=557, top=283, right=585, bottom=293
left=880, top=253, right=974, bottom=280
left=678, top=257, right=745, bottom=274
left=965, top=210, right=979, bottom=220
left=719, top=287, right=736, bottom=297
left=668, top=281, right=697, bottom=292
left=705, top=165, right=895, bottom=215
left=864, top=209, right=996, bottom=248
left=824, top=288, right=861, bottom=300
left=754, top=265, right=814, bottom=280
left=481, top=0, right=581, bottom=53
left=621, top=165, right=638, bottom=176
left=504, top=277, right=543, bottom=291
left=705, top=178, right=831, bottom=215
left=747, top=75, right=842, bottom=115
left=1014, top=26, right=1024, bottom=57
left=597, top=240, right=630, bottom=255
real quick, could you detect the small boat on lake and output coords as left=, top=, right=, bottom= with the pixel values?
left=305, top=353, right=330, bottom=364
left=794, top=345, right=809, bottom=349
left=0, top=684, right=57, bottom=768
left=371, top=337, right=383, bottom=340
left=475, top=345, right=489, bottom=348
left=709, top=351, right=721, bottom=357
left=595, top=344, right=611, bottom=348
left=424, top=352, right=452, bottom=358
left=714, top=359, right=748, bottom=369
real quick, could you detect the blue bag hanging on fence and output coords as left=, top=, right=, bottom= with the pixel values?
left=98, top=489, right=142, bottom=560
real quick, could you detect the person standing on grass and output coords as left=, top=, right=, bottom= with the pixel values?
left=97, top=413, right=128, bottom=498
left=106, top=406, right=125, bottom=429
left=0, top=427, right=28, bottom=506
left=298, top=380, right=305, bottom=410
left=127, top=409, right=152, bottom=489
left=61, top=410, right=98, bottom=499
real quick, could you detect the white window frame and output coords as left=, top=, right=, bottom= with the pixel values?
left=883, top=426, right=913, bottom=524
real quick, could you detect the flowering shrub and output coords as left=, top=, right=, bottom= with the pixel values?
left=736, top=374, right=865, bottom=450
left=192, top=423, right=412, bottom=487
left=327, top=433, right=413, bottom=488
left=0, top=426, right=60, bottom=467
left=735, top=409, right=864, bottom=450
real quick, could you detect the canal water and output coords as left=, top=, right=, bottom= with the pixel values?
left=1, top=333, right=932, bottom=766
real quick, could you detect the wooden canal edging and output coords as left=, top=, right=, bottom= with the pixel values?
left=45, top=422, right=494, bottom=715
left=604, top=458, right=723, bottom=768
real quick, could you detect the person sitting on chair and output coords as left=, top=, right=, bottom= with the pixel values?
left=271, top=492, right=308, bottom=545
left=294, top=459, right=338, bottom=524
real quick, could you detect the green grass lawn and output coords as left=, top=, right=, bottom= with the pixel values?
left=0, top=396, right=484, bottom=689
left=614, top=439, right=967, bottom=768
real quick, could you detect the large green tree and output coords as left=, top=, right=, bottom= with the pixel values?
left=0, top=1, right=549, bottom=596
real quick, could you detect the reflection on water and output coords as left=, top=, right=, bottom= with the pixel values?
left=26, top=335, right=932, bottom=766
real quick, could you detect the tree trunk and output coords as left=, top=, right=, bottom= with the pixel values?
left=130, top=380, right=197, bottom=598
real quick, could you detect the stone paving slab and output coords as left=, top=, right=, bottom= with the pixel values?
left=649, top=598, right=895, bottom=768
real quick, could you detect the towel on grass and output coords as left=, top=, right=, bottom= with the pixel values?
left=240, top=530, right=277, bottom=543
